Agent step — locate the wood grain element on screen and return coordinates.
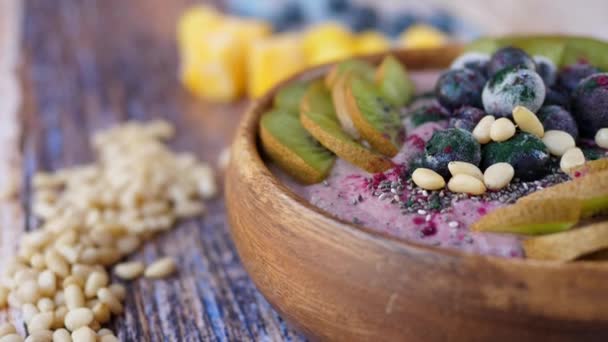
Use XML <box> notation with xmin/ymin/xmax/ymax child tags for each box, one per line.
<box><xmin>2</xmin><ymin>0</ymin><xmax>305</xmax><ymax>340</ymax></box>
<box><xmin>226</xmin><ymin>48</ymin><xmax>608</xmax><ymax>341</ymax></box>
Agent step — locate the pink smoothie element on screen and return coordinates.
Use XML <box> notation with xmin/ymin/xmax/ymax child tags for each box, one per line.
<box><xmin>282</xmin><ymin>72</ymin><xmax>527</xmax><ymax>257</ymax></box>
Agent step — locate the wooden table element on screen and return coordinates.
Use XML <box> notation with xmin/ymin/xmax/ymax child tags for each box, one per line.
<box><xmin>0</xmin><ymin>0</ymin><xmax>305</xmax><ymax>340</ymax></box>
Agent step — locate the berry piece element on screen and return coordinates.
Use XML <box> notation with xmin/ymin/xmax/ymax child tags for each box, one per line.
<box><xmin>435</xmin><ymin>68</ymin><xmax>486</xmax><ymax>110</ymax></box>
<box><xmin>481</xmin><ymin>132</ymin><xmax>550</xmax><ymax>181</ymax></box>
<box><xmin>409</xmin><ymin>105</ymin><xmax>449</xmax><ymax>128</ymax></box>
<box><xmin>448</xmin><ymin>106</ymin><xmax>486</xmax><ymax>132</ymax></box>
<box><xmin>533</xmin><ymin>55</ymin><xmax>557</xmax><ymax>87</ymax></box>
<box><xmin>482</xmin><ymin>67</ymin><xmax>546</xmax><ymax>117</ymax></box>
<box><xmin>450</xmin><ymin>52</ymin><xmax>489</xmax><ymax>76</ymax></box>
<box><xmin>421</xmin><ymin>128</ymin><xmax>482</xmax><ymax>178</ymax></box>
<box><xmin>346</xmin><ymin>5</ymin><xmax>379</xmax><ymax>32</ymax></box>
<box><xmin>487</xmin><ymin>46</ymin><xmax>536</xmax><ymax>78</ymax></box>
<box><xmin>557</xmin><ymin>62</ymin><xmax>600</xmax><ymax>94</ymax></box>
<box><xmin>536</xmin><ymin>105</ymin><xmax>579</xmax><ymax>139</ymax></box>
<box><xmin>543</xmin><ymin>87</ymin><xmax>570</xmax><ymax>109</ymax></box>
<box><xmin>572</xmin><ymin>73</ymin><xmax>608</xmax><ymax>138</ymax></box>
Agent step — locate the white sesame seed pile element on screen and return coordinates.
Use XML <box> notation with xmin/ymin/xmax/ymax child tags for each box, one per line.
<box><xmin>0</xmin><ymin>120</ymin><xmax>217</xmax><ymax>341</ymax></box>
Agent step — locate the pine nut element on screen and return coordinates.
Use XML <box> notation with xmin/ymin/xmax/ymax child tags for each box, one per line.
<box><xmin>542</xmin><ymin>130</ymin><xmax>576</xmax><ymax>156</ymax></box>
<box><xmin>411</xmin><ymin>168</ymin><xmax>445</xmax><ymax>191</ymax></box>
<box><xmin>96</xmin><ymin>288</ymin><xmax>122</xmax><ymax>315</ymax></box>
<box><xmin>92</xmin><ymin>302</ymin><xmax>111</xmax><ymax>324</ymax></box>
<box><xmin>37</xmin><ymin>298</ymin><xmax>55</xmax><ymax>312</ymax></box>
<box><xmin>84</xmin><ymin>271</ymin><xmax>108</xmax><ymax>298</ymax></box>
<box><xmin>71</xmin><ymin>326</ymin><xmax>96</xmax><ymax>342</ymax></box>
<box><xmin>447</xmin><ymin>161</ymin><xmax>483</xmax><ymax>180</ymax></box>
<box><xmin>17</xmin><ymin>280</ymin><xmax>40</xmax><ymax>304</ymax></box>
<box><xmin>144</xmin><ymin>257</ymin><xmax>177</xmax><ymax>279</ymax></box>
<box><xmin>24</xmin><ymin>330</ymin><xmax>52</xmax><ymax>342</ymax></box>
<box><xmin>448</xmin><ymin>174</ymin><xmax>487</xmax><ymax>195</ymax></box>
<box><xmin>52</xmin><ymin>329</ymin><xmax>72</xmax><ymax>342</ymax></box>
<box><xmin>64</xmin><ymin>308</ymin><xmax>94</xmax><ymax>332</ymax></box>
<box><xmin>560</xmin><ymin>147</ymin><xmax>586</xmax><ymax>173</ymax></box>
<box><xmin>22</xmin><ymin>303</ymin><xmax>40</xmax><ymax>324</ymax></box>
<box><xmin>64</xmin><ymin>284</ymin><xmax>85</xmax><ymax>310</ymax></box>
<box><xmin>108</xmin><ymin>284</ymin><xmax>126</xmax><ymax>302</ymax></box>
<box><xmin>483</xmin><ymin>163</ymin><xmax>515</xmax><ymax>190</ymax></box>
<box><xmin>0</xmin><ymin>286</ymin><xmax>8</xmax><ymax>308</ymax></box>
<box><xmin>116</xmin><ymin>236</ymin><xmax>140</xmax><ymax>255</ymax></box>
<box><xmin>62</xmin><ymin>276</ymin><xmax>85</xmax><ymax>289</ymax></box>
<box><xmin>114</xmin><ymin>261</ymin><xmax>144</xmax><ymax>280</ymax></box>
<box><xmin>44</xmin><ymin>250</ymin><xmax>69</xmax><ymax>278</ymax></box>
<box><xmin>0</xmin><ymin>334</ymin><xmax>24</xmax><ymax>342</ymax></box>
<box><xmin>96</xmin><ymin>329</ymin><xmax>112</xmax><ymax>337</ymax></box>
<box><xmin>53</xmin><ymin>306</ymin><xmax>68</xmax><ymax>329</ymax></box>
<box><xmin>27</xmin><ymin>312</ymin><xmax>54</xmax><ymax>332</ymax></box>
<box><xmin>54</xmin><ymin>292</ymin><xmax>65</xmax><ymax>307</ymax></box>
<box><xmin>99</xmin><ymin>335</ymin><xmax>119</xmax><ymax>342</ymax></box>
<box><xmin>596</xmin><ymin>128</ymin><xmax>608</xmax><ymax>148</ymax></box>
<box><xmin>0</xmin><ymin>323</ymin><xmax>16</xmax><ymax>337</ymax></box>
<box><xmin>490</xmin><ymin>118</ymin><xmax>516</xmax><ymax>142</ymax></box>
<box><xmin>37</xmin><ymin>270</ymin><xmax>56</xmax><ymax>297</ymax></box>
<box><xmin>472</xmin><ymin>115</ymin><xmax>495</xmax><ymax>144</ymax></box>
<box><xmin>512</xmin><ymin>106</ymin><xmax>544</xmax><ymax>137</ymax></box>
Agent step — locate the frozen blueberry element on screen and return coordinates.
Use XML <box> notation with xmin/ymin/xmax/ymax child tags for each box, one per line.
<box><xmin>435</xmin><ymin>68</ymin><xmax>486</xmax><ymax>110</ymax></box>
<box><xmin>346</xmin><ymin>5</ymin><xmax>378</xmax><ymax>32</ymax></box>
<box><xmin>386</xmin><ymin>13</ymin><xmax>417</xmax><ymax>37</ymax></box>
<box><xmin>450</xmin><ymin>52</ymin><xmax>490</xmax><ymax>76</ymax></box>
<box><xmin>482</xmin><ymin>67</ymin><xmax>546</xmax><ymax>117</ymax></box>
<box><xmin>328</xmin><ymin>0</ymin><xmax>350</xmax><ymax>13</ymax></box>
<box><xmin>448</xmin><ymin>106</ymin><xmax>486</xmax><ymax>132</ymax></box>
<box><xmin>536</xmin><ymin>105</ymin><xmax>579</xmax><ymax>140</ymax></box>
<box><xmin>409</xmin><ymin>105</ymin><xmax>449</xmax><ymax>128</ymax></box>
<box><xmin>487</xmin><ymin>47</ymin><xmax>536</xmax><ymax>77</ymax></box>
<box><xmin>557</xmin><ymin>62</ymin><xmax>600</xmax><ymax>94</ymax></box>
<box><xmin>533</xmin><ymin>55</ymin><xmax>557</xmax><ymax>87</ymax></box>
<box><xmin>422</xmin><ymin>128</ymin><xmax>482</xmax><ymax>178</ymax></box>
<box><xmin>427</xmin><ymin>10</ymin><xmax>455</xmax><ymax>33</ymax></box>
<box><xmin>482</xmin><ymin>132</ymin><xmax>550</xmax><ymax>181</ymax></box>
<box><xmin>273</xmin><ymin>2</ymin><xmax>304</xmax><ymax>32</ymax></box>
<box><xmin>572</xmin><ymin>73</ymin><xmax>608</xmax><ymax>138</ymax></box>
<box><xmin>543</xmin><ymin>87</ymin><xmax>570</xmax><ymax>109</ymax></box>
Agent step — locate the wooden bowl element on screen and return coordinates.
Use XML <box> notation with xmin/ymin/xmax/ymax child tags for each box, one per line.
<box><xmin>225</xmin><ymin>47</ymin><xmax>608</xmax><ymax>341</ymax></box>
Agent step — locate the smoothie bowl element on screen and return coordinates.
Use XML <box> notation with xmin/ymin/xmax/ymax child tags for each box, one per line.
<box><xmin>226</xmin><ymin>37</ymin><xmax>608</xmax><ymax>341</ymax></box>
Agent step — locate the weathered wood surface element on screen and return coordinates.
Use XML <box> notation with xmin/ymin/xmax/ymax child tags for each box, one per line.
<box><xmin>1</xmin><ymin>0</ymin><xmax>306</xmax><ymax>340</ymax></box>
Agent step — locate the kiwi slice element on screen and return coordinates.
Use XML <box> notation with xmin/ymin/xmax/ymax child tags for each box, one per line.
<box><xmin>518</xmin><ymin>169</ymin><xmax>608</xmax><ymax>217</ymax></box>
<box><xmin>471</xmin><ymin>199</ymin><xmax>582</xmax><ymax>235</ymax></box>
<box><xmin>375</xmin><ymin>55</ymin><xmax>415</xmax><ymax>107</ymax></box>
<box><xmin>331</xmin><ymin>72</ymin><xmax>361</xmax><ymax>138</ymax></box>
<box><xmin>344</xmin><ymin>74</ymin><xmax>403</xmax><ymax>157</ymax></box>
<box><xmin>523</xmin><ymin>221</ymin><xmax>608</xmax><ymax>261</ymax></box>
<box><xmin>300</xmin><ymin>81</ymin><xmax>393</xmax><ymax>173</ymax></box>
<box><xmin>325</xmin><ymin>59</ymin><xmax>375</xmax><ymax>89</ymax></box>
<box><xmin>465</xmin><ymin>35</ymin><xmax>608</xmax><ymax>70</ymax></box>
<box><xmin>274</xmin><ymin>81</ymin><xmax>310</xmax><ymax>114</ymax></box>
<box><xmin>260</xmin><ymin>109</ymin><xmax>335</xmax><ymax>184</ymax></box>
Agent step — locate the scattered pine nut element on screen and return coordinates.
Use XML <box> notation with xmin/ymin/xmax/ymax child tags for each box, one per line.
<box><xmin>411</xmin><ymin>168</ymin><xmax>445</xmax><ymax>191</ymax></box>
<box><xmin>447</xmin><ymin>161</ymin><xmax>483</xmax><ymax>180</ymax></box>
<box><xmin>64</xmin><ymin>308</ymin><xmax>94</xmax><ymax>332</ymax></box>
<box><xmin>560</xmin><ymin>148</ymin><xmax>586</xmax><ymax>173</ymax></box>
<box><xmin>472</xmin><ymin>115</ymin><xmax>495</xmax><ymax>144</ymax></box>
<box><xmin>542</xmin><ymin>130</ymin><xmax>576</xmax><ymax>156</ymax></box>
<box><xmin>596</xmin><ymin>128</ymin><xmax>608</xmax><ymax>149</ymax></box>
<box><xmin>448</xmin><ymin>174</ymin><xmax>487</xmax><ymax>195</ymax></box>
<box><xmin>113</xmin><ymin>262</ymin><xmax>144</xmax><ymax>281</ymax></box>
<box><xmin>512</xmin><ymin>106</ymin><xmax>544</xmax><ymax>137</ymax></box>
<box><xmin>144</xmin><ymin>257</ymin><xmax>177</xmax><ymax>279</ymax></box>
<box><xmin>51</xmin><ymin>329</ymin><xmax>71</xmax><ymax>342</ymax></box>
<box><xmin>489</xmin><ymin>118</ymin><xmax>516</xmax><ymax>142</ymax></box>
<box><xmin>71</xmin><ymin>326</ymin><xmax>96</xmax><ymax>342</ymax></box>
<box><xmin>484</xmin><ymin>163</ymin><xmax>515</xmax><ymax>190</ymax></box>
<box><xmin>27</xmin><ymin>312</ymin><xmax>54</xmax><ymax>333</ymax></box>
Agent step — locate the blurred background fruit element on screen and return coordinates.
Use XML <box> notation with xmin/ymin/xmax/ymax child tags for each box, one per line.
<box><xmin>178</xmin><ymin>1</ymin><xmax>476</xmax><ymax>102</ymax></box>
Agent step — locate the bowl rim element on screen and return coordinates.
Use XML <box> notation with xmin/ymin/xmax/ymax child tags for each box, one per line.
<box><xmin>235</xmin><ymin>46</ymin><xmax>608</xmax><ymax>271</ymax></box>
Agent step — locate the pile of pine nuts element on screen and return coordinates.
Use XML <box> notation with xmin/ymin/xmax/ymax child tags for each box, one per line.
<box><xmin>0</xmin><ymin>120</ymin><xmax>217</xmax><ymax>341</ymax></box>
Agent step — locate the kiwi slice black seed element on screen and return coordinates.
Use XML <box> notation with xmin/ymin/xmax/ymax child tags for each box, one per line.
<box><xmin>300</xmin><ymin>81</ymin><xmax>393</xmax><ymax>173</ymax></box>
<box><xmin>260</xmin><ymin>109</ymin><xmax>335</xmax><ymax>184</ymax></box>
<box><xmin>345</xmin><ymin>74</ymin><xmax>403</xmax><ymax>157</ymax></box>
<box><xmin>375</xmin><ymin>55</ymin><xmax>415</xmax><ymax>107</ymax></box>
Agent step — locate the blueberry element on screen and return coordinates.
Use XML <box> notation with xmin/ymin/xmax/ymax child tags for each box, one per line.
<box><xmin>448</xmin><ymin>106</ymin><xmax>486</xmax><ymax>132</ymax></box>
<box><xmin>273</xmin><ymin>2</ymin><xmax>304</xmax><ymax>32</ymax></box>
<box><xmin>572</xmin><ymin>73</ymin><xmax>608</xmax><ymax>138</ymax></box>
<box><xmin>422</xmin><ymin>128</ymin><xmax>481</xmax><ymax>178</ymax></box>
<box><xmin>533</xmin><ymin>55</ymin><xmax>557</xmax><ymax>87</ymax></box>
<box><xmin>435</xmin><ymin>68</ymin><xmax>486</xmax><ymax>110</ymax></box>
<box><xmin>543</xmin><ymin>87</ymin><xmax>570</xmax><ymax>109</ymax></box>
<box><xmin>556</xmin><ymin>62</ymin><xmax>600</xmax><ymax>94</ymax></box>
<box><xmin>487</xmin><ymin>47</ymin><xmax>536</xmax><ymax>78</ymax></box>
<box><xmin>536</xmin><ymin>105</ymin><xmax>579</xmax><ymax>140</ymax></box>
<box><xmin>482</xmin><ymin>132</ymin><xmax>550</xmax><ymax>181</ymax></box>
<box><xmin>482</xmin><ymin>67</ymin><xmax>546</xmax><ymax>117</ymax></box>
<box><xmin>328</xmin><ymin>0</ymin><xmax>350</xmax><ymax>13</ymax></box>
<box><xmin>409</xmin><ymin>105</ymin><xmax>449</xmax><ymax>128</ymax></box>
<box><xmin>346</xmin><ymin>5</ymin><xmax>379</xmax><ymax>32</ymax></box>
<box><xmin>427</xmin><ymin>10</ymin><xmax>455</xmax><ymax>33</ymax></box>
<box><xmin>386</xmin><ymin>13</ymin><xmax>417</xmax><ymax>37</ymax></box>
<box><xmin>450</xmin><ymin>52</ymin><xmax>489</xmax><ymax>76</ymax></box>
